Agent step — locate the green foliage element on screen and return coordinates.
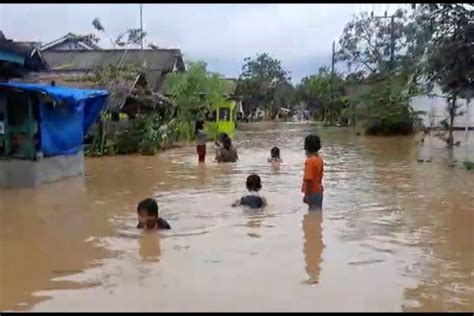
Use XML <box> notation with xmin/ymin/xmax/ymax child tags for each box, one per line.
<box><xmin>92</xmin><ymin>18</ymin><xmax>104</xmax><ymax>32</ymax></box>
<box><xmin>414</xmin><ymin>4</ymin><xmax>473</xmax><ymax>98</ymax></box>
<box><xmin>116</xmin><ymin>28</ymin><xmax>147</xmax><ymax>48</ymax></box>
<box><xmin>91</xmin><ymin>17</ymin><xmax>148</xmax><ymax>49</ymax></box>
<box><xmin>90</xmin><ymin>113</ymin><xmax>185</xmax><ymax>157</ymax></box>
<box><xmin>236</xmin><ymin>53</ymin><xmax>292</xmax><ymax>118</ymax></box>
<box><xmin>296</xmin><ymin>69</ymin><xmax>346</xmax><ymax>125</ymax></box>
<box><xmin>165</xmin><ymin>61</ymin><xmax>231</xmax><ymax>121</ymax></box>
<box><xmin>464</xmin><ymin>161</ymin><xmax>474</xmax><ymax>171</ymax></box>
<box><xmin>411</xmin><ymin>4</ymin><xmax>473</xmax><ymax>146</ymax></box>
<box><xmin>355</xmin><ymin>77</ymin><xmax>424</xmax><ymax>135</ymax></box>
<box><xmin>205</xmin><ymin>122</ymin><xmax>220</xmax><ymax>141</ymax></box>
<box><xmin>337</xmin><ymin>9</ymin><xmax>413</xmax><ymax>76</ymax></box>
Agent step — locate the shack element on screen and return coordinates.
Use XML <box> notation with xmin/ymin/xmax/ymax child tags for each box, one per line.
<box><xmin>0</xmin><ymin>31</ymin><xmax>47</xmax><ymax>81</ymax></box>
<box><xmin>16</xmin><ymin>71</ymin><xmax>173</xmax><ymax>120</ymax></box>
<box><xmin>0</xmin><ymin>82</ymin><xmax>108</xmax><ymax>187</ymax></box>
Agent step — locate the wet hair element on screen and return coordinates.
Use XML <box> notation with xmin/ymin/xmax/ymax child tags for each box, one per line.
<box><xmin>137</xmin><ymin>198</ymin><xmax>159</xmax><ymax>217</ymax></box>
<box><xmin>270</xmin><ymin>146</ymin><xmax>280</xmax><ymax>159</ymax></box>
<box><xmin>219</xmin><ymin>132</ymin><xmax>229</xmax><ymax>144</ymax></box>
<box><xmin>195</xmin><ymin>119</ymin><xmax>205</xmax><ymax>133</ymax></box>
<box><xmin>223</xmin><ymin>137</ymin><xmax>232</xmax><ymax>150</ymax></box>
<box><xmin>304</xmin><ymin>134</ymin><xmax>321</xmax><ymax>155</ymax></box>
<box><xmin>246</xmin><ymin>174</ymin><xmax>262</xmax><ymax>192</ymax></box>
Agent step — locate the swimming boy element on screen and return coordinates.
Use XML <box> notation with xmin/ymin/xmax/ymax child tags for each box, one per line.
<box><xmin>267</xmin><ymin>146</ymin><xmax>282</xmax><ymax>168</ymax></box>
<box><xmin>136</xmin><ymin>198</ymin><xmax>171</xmax><ymax>230</ymax></box>
<box><xmin>232</xmin><ymin>174</ymin><xmax>267</xmax><ymax>209</ymax></box>
<box><xmin>302</xmin><ymin>135</ymin><xmax>324</xmax><ymax>211</ymax></box>
<box><xmin>216</xmin><ymin>137</ymin><xmax>238</xmax><ymax>163</ymax></box>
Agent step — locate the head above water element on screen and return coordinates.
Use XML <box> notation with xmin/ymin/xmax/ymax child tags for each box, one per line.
<box><xmin>137</xmin><ymin>198</ymin><xmax>159</xmax><ymax>229</ymax></box>
<box><xmin>271</xmin><ymin>146</ymin><xmax>280</xmax><ymax>159</ymax></box>
<box><xmin>246</xmin><ymin>174</ymin><xmax>262</xmax><ymax>192</ymax></box>
<box><xmin>219</xmin><ymin>132</ymin><xmax>229</xmax><ymax>144</ymax></box>
<box><xmin>304</xmin><ymin>134</ymin><xmax>321</xmax><ymax>155</ymax></box>
<box><xmin>195</xmin><ymin>119</ymin><xmax>205</xmax><ymax>132</ymax></box>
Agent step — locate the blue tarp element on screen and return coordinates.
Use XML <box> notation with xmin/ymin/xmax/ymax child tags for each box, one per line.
<box><xmin>0</xmin><ymin>82</ymin><xmax>109</xmax><ymax>156</ymax></box>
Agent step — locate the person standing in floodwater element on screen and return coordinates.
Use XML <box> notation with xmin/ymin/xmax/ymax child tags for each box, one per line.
<box><xmin>195</xmin><ymin>119</ymin><xmax>207</xmax><ymax>163</ymax></box>
<box><xmin>302</xmin><ymin>134</ymin><xmax>324</xmax><ymax>210</ymax></box>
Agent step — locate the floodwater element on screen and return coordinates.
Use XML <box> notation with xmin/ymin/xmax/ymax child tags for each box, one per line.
<box><xmin>0</xmin><ymin>122</ymin><xmax>473</xmax><ymax>312</ymax></box>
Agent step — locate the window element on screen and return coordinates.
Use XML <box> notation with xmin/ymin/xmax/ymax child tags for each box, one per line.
<box><xmin>219</xmin><ymin>108</ymin><xmax>230</xmax><ymax>121</ymax></box>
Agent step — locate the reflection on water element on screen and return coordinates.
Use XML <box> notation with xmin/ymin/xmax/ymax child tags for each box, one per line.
<box><xmin>0</xmin><ymin>122</ymin><xmax>473</xmax><ymax>312</ymax></box>
<box><xmin>139</xmin><ymin>233</ymin><xmax>162</xmax><ymax>263</ymax></box>
<box><xmin>0</xmin><ymin>178</ymin><xmax>114</xmax><ymax>311</ymax></box>
<box><xmin>302</xmin><ymin>212</ymin><xmax>324</xmax><ymax>285</ymax></box>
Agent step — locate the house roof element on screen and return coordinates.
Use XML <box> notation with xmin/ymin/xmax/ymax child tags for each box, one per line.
<box><xmin>16</xmin><ymin>71</ymin><xmax>136</xmax><ymax>112</ymax></box>
<box><xmin>0</xmin><ymin>36</ymin><xmax>39</xmax><ymax>58</ymax></box>
<box><xmin>0</xmin><ymin>33</ymin><xmax>46</xmax><ymax>74</ymax></box>
<box><xmin>42</xmin><ymin>49</ymin><xmax>185</xmax><ymax>73</ymax></box>
<box><xmin>16</xmin><ymin>71</ymin><xmax>170</xmax><ymax>114</ymax></box>
<box><xmin>0</xmin><ymin>82</ymin><xmax>108</xmax><ymax>102</ymax></box>
<box><xmin>40</xmin><ymin>33</ymin><xmax>100</xmax><ymax>51</ymax></box>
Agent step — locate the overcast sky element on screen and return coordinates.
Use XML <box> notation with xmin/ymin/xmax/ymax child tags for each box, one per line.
<box><xmin>0</xmin><ymin>3</ymin><xmax>405</xmax><ymax>82</ymax></box>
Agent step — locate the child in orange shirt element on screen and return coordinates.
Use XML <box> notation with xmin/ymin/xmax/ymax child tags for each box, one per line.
<box><xmin>302</xmin><ymin>134</ymin><xmax>324</xmax><ymax>210</ymax></box>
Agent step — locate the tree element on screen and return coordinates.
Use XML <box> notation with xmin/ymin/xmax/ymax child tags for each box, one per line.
<box><xmin>91</xmin><ymin>17</ymin><xmax>147</xmax><ymax>48</ymax></box>
<box><xmin>297</xmin><ymin>69</ymin><xmax>346</xmax><ymax>125</ymax></box>
<box><xmin>337</xmin><ymin>9</ymin><xmax>413</xmax><ymax>77</ymax></box>
<box><xmin>355</xmin><ymin>76</ymin><xmax>424</xmax><ymax>135</ymax></box>
<box><xmin>414</xmin><ymin>4</ymin><xmax>474</xmax><ymax>146</ymax></box>
<box><xmin>165</xmin><ymin>62</ymin><xmax>231</xmax><ymax>118</ymax></box>
<box><xmin>164</xmin><ymin>62</ymin><xmax>232</xmax><ymax>140</ymax></box>
<box><xmin>236</xmin><ymin>53</ymin><xmax>292</xmax><ymax>119</ymax></box>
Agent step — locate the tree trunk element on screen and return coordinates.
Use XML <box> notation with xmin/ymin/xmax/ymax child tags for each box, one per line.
<box><xmin>447</xmin><ymin>95</ymin><xmax>457</xmax><ymax>147</ymax></box>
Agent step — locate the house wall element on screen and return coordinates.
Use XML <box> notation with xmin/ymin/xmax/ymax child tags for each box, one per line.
<box><xmin>410</xmin><ymin>86</ymin><xmax>472</xmax><ymax>129</ymax></box>
<box><xmin>0</xmin><ymin>150</ymin><xmax>84</xmax><ymax>188</ymax></box>
<box><xmin>346</xmin><ymin>83</ymin><xmax>473</xmax><ymax>129</ymax></box>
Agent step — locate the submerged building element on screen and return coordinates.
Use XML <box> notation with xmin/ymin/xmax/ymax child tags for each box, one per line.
<box><xmin>0</xmin><ymin>82</ymin><xmax>108</xmax><ymax>187</ymax></box>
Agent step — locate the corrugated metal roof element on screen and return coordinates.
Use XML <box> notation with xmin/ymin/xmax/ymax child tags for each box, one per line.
<box><xmin>43</xmin><ymin>49</ymin><xmax>184</xmax><ymax>72</ymax></box>
<box><xmin>16</xmin><ymin>71</ymin><xmax>171</xmax><ymax>114</ymax></box>
<box><xmin>40</xmin><ymin>33</ymin><xmax>100</xmax><ymax>51</ymax></box>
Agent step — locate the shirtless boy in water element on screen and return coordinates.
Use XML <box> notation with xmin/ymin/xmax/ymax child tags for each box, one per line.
<box><xmin>136</xmin><ymin>198</ymin><xmax>171</xmax><ymax>230</ymax></box>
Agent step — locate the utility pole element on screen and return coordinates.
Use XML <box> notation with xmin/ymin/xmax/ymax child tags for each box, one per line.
<box><xmin>329</xmin><ymin>40</ymin><xmax>336</xmax><ymax>126</ymax></box>
<box><xmin>371</xmin><ymin>10</ymin><xmax>396</xmax><ymax>73</ymax></box>
<box><xmin>140</xmin><ymin>4</ymin><xmax>144</xmax><ymax>50</ymax></box>
<box><xmin>390</xmin><ymin>14</ymin><xmax>395</xmax><ymax>69</ymax></box>
<box><xmin>331</xmin><ymin>40</ymin><xmax>336</xmax><ymax>75</ymax></box>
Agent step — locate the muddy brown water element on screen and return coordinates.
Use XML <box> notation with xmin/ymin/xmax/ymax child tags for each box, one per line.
<box><xmin>0</xmin><ymin>122</ymin><xmax>473</xmax><ymax>312</ymax></box>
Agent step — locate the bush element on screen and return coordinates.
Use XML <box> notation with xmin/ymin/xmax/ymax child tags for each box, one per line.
<box><xmin>356</xmin><ymin>78</ymin><xmax>424</xmax><ymax>136</ymax></box>
<box><xmin>464</xmin><ymin>161</ymin><xmax>474</xmax><ymax>171</ymax></box>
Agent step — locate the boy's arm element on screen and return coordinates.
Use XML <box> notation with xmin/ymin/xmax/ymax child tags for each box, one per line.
<box><xmin>304</xmin><ymin>180</ymin><xmax>313</xmax><ymax>195</ymax></box>
<box><xmin>232</xmin><ymin>198</ymin><xmax>241</xmax><ymax>207</ymax></box>
<box><xmin>303</xmin><ymin>160</ymin><xmax>315</xmax><ymax>195</ymax></box>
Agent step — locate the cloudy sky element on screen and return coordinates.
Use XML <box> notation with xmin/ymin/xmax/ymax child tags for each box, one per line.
<box><xmin>0</xmin><ymin>3</ymin><xmax>405</xmax><ymax>82</ymax></box>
